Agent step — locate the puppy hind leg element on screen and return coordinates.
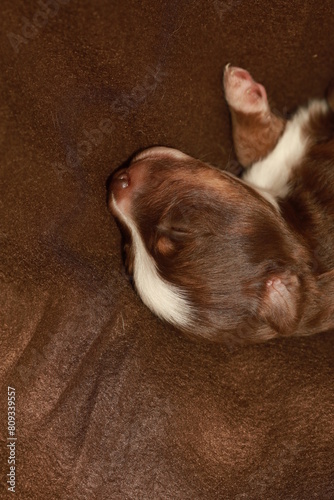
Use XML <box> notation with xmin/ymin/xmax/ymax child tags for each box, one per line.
<box><xmin>223</xmin><ymin>65</ymin><xmax>285</xmax><ymax>167</ymax></box>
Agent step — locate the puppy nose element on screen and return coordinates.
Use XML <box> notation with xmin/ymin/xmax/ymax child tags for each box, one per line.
<box><xmin>109</xmin><ymin>161</ymin><xmax>148</xmax><ymax>215</ymax></box>
<box><xmin>111</xmin><ymin>168</ymin><xmax>130</xmax><ymax>190</ymax></box>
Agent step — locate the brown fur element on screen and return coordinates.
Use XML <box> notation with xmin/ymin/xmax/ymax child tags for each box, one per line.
<box><xmin>230</xmin><ymin>108</ymin><xmax>286</xmax><ymax>167</ymax></box>
<box><xmin>109</xmin><ymin>89</ymin><xmax>334</xmax><ymax>345</ymax></box>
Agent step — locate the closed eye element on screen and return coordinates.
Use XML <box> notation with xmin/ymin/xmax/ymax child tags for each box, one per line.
<box><xmin>157</xmin><ymin>224</ymin><xmax>190</xmax><ymax>241</ymax></box>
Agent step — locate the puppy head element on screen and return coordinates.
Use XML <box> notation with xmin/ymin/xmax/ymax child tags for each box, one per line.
<box><xmin>108</xmin><ymin>147</ymin><xmax>308</xmax><ymax>344</ymax></box>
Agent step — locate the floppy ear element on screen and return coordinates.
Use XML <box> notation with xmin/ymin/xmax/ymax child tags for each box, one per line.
<box><xmin>258</xmin><ymin>271</ymin><xmax>302</xmax><ymax>336</ymax></box>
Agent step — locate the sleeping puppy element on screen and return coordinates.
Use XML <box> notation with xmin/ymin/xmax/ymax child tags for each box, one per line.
<box><xmin>108</xmin><ymin>66</ymin><xmax>334</xmax><ymax>345</ymax></box>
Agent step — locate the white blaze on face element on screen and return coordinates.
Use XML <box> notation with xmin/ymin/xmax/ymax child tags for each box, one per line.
<box><xmin>133</xmin><ymin>146</ymin><xmax>190</xmax><ymax>163</ymax></box>
<box><xmin>111</xmin><ymin>194</ymin><xmax>193</xmax><ymax>329</ymax></box>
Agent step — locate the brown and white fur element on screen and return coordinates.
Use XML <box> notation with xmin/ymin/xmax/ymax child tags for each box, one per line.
<box><xmin>108</xmin><ymin>66</ymin><xmax>334</xmax><ymax>345</ymax></box>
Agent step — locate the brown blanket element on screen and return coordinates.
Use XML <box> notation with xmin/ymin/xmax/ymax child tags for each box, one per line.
<box><xmin>1</xmin><ymin>0</ymin><xmax>334</xmax><ymax>498</ymax></box>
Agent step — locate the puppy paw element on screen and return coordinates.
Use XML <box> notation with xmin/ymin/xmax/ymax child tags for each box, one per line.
<box><xmin>224</xmin><ymin>64</ymin><xmax>269</xmax><ymax>115</ymax></box>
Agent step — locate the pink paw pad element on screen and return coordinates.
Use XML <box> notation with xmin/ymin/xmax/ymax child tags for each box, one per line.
<box><xmin>224</xmin><ymin>64</ymin><xmax>269</xmax><ymax>115</ymax></box>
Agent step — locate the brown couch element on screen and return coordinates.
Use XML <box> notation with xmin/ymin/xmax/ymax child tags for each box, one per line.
<box><xmin>2</xmin><ymin>0</ymin><xmax>334</xmax><ymax>498</ymax></box>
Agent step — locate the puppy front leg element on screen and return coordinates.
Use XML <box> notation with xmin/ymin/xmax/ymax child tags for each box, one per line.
<box><xmin>223</xmin><ymin>65</ymin><xmax>285</xmax><ymax>167</ymax></box>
